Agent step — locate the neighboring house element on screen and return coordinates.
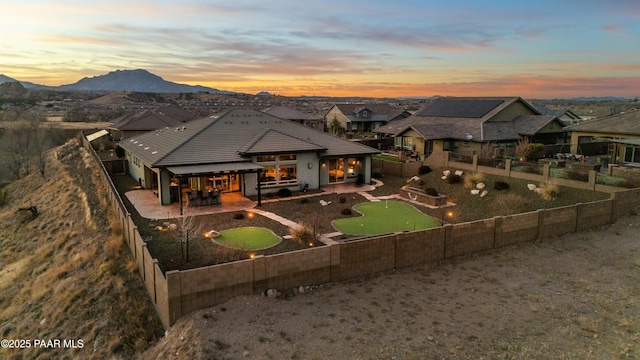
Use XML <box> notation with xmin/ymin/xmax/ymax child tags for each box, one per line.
<box><xmin>119</xmin><ymin>109</ymin><xmax>378</xmax><ymax>209</ymax></box>
<box><xmin>324</xmin><ymin>103</ymin><xmax>411</xmax><ymax>134</ymax></box>
<box><xmin>564</xmin><ymin>109</ymin><xmax>640</xmax><ymax>166</ymax></box>
<box><xmin>532</xmin><ymin>103</ymin><xmax>582</xmax><ymax>124</ymax></box>
<box><xmin>375</xmin><ymin>97</ymin><xmax>567</xmax><ymax>160</ymax></box>
<box><xmin>109</xmin><ymin>106</ymin><xmax>197</xmax><ymax>139</ymax></box>
<box><xmin>263</xmin><ymin>105</ymin><xmax>324</xmax><ymax>131</ymax></box>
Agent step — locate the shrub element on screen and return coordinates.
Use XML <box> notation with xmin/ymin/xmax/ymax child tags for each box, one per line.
<box><xmin>372</xmin><ymin>171</ymin><xmax>383</xmax><ymax>179</ymax></box>
<box><xmin>0</xmin><ymin>187</ymin><xmax>7</xmax><ymax>206</ymax></box>
<box><xmin>464</xmin><ymin>172</ymin><xmax>485</xmax><ymax>188</ymax></box>
<box><xmin>493</xmin><ymin>181</ymin><xmax>510</xmax><ymax>190</ymax></box>
<box><xmin>424</xmin><ymin>187</ymin><xmax>439</xmax><ymax>196</ymax></box>
<box><xmin>341</xmin><ymin>208</ymin><xmax>353</xmax><ymax>215</ymax></box>
<box><xmin>277</xmin><ymin>188</ymin><xmax>292</xmax><ymax>197</ymax></box>
<box><xmin>289</xmin><ymin>224</ymin><xmax>314</xmax><ymax>245</ymax></box>
<box><xmin>538</xmin><ymin>183</ymin><xmax>559</xmax><ymax>201</ymax></box>
<box><xmin>446</xmin><ymin>174</ymin><xmax>462</xmax><ymax>184</ymax></box>
<box><xmin>418</xmin><ymin>165</ymin><xmax>432</xmax><ymax>175</ymax></box>
<box><xmin>339</xmin><ymin>196</ymin><xmax>346</xmax><ymax>204</ymax></box>
<box><xmin>232</xmin><ymin>212</ymin><xmax>245</xmax><ymax>220</ymax></box>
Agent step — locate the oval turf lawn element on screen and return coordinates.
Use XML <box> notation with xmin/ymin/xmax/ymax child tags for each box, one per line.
<box><xmin>333</xmin><ymin>200</ymin><xmax>441</xmax><ymax>235</ymax></box>
<box><xmin>214</xmin><ymin>227</ymin><xmax>281</xmax><ymax>250</ymax></box>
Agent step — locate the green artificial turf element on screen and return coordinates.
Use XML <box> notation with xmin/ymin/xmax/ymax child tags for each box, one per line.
<box><xmin>214</xmin><ymin>227</ymin><xmax>282</xmax><ymax>250</ymax></box>
<box><xmin>333</xmin><ymin>200</ymin><xmax>441</xmax><ymax>235</ymax></box>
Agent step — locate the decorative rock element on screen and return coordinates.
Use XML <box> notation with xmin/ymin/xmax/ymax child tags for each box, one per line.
<box><xmin>168</xmin><ymin>223</ymin><xmax>178</xmax><ymax>231</ymax></box>
<box><xmin>476</xmin><ymin>182</ymin><xmax>485</xmax><ymax>189</ymax></box>
<box><xmin>454</xmin><ymin>170</ymin><xmax>463</xmax><ymax>176</ymax></box>
<box><xmin>298</xmin><ymin>286</ymin><xmax>305</xmax><ymax>294</ymax></box>
<box><xmin>471</xmin><ymin>189</ymin><xmax>480</xmax><ymax>195</ymax></box>
<box><xmin>408</xmin><ymin>175</ymin><xmax>420</xmax><ymax>182</ymax></box>
<box><xmin>441</xmin><ymin>176</ymin><xmax>448</xmax><ymax>180</ymax></box>
<box><xmin>527</xmin><ymin>184</ymin><xmax>537</xmax><ymax>191</ymax></box>
<box><xmin>443</xmin><ymin>170</ymin><xmax>451</xmax><ymax>176</ymax></box>
<box><xmin>266</xmin><ymin>289</ymin><xmax>279</xmax><ymax>298</ymax></box>
<box><xmin>480</xmin><ymin>190</ymin><xmax>488</xmax><ymax>197</ymax></box>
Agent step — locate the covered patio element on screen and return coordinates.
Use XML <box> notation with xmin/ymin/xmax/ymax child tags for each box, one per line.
<box><xmin>125</xmin><ymin>189</ymin><xmax>257</xmax><ymax>220</ymax></box>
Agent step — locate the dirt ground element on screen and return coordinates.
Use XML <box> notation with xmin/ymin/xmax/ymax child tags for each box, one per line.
<box><xmin>141</xmin><ymin>208</ymin><xmax>640</xmax><ymax>360</ymax></box>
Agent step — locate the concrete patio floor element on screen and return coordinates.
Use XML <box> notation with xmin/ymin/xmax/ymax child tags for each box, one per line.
<box><xmin>125</xmin><ymin>190</ymin><xmax>257</xmax><ymax>219</ymax></box>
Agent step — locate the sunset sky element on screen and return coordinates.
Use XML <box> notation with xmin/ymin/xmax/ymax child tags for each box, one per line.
<box><xmin>1</xmin><ymin>0</ymin><xmax>639</xmax><ymax>98</ymax></box>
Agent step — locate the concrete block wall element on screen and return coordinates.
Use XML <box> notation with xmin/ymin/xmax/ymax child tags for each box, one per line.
<box><xmin>576</xmin><ymin>200</ymin><xmax>614</xmax><ymax>231</ymax></box>
<box><xmin>395</xmin><ymin>228</ymin><xmax>445</xmax><ymax>268</ymax></box>
<box><xmin>338</xmin><ymin>235</ymin><xmax>396</xmax><ymax>280</ymax></box>
<box><xmin>264</xmin><ymin>247</ymin><xmax>331</xmax><ymax>291</ymax></box>
<box><xmin>494</xmin><ymin>211</ymin><xmax>540</xmax><ymax>247</ymax></box>
<box><xmin>537</xmin><ymin>205</ymin><xmax>578</xmax><ymax>240</ymax></box>
<box><xmin>445</xmin><ymin>219</ymin><xmax>496</xmax><ymax>258</ymax></box>
<box><xmin>612</xmin><ymin>188</ymin><xmax>640</xmax><ymax>222</ymax></box>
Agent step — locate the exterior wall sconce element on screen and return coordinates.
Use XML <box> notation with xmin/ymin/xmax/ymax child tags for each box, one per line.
<box><xmin>307</xmin><ymin>162</ymin><xmax>313</xmax><ymax>169</ymax></box>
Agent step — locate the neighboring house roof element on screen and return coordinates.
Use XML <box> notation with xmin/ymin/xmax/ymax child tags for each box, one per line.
<box><xmin>376</xmin><ymin>97</ymin><xmax>541</xmax><ymax>141</ymax></box>
<box><xmin>262</xmin><ymin>106</ymin><xmax>309</xmax><ymax>121</ymax></box>
<box><xmin>109</xmin><ymin>106</ymin><xmax>196</xmax><ymax>131</ymax></box>
<box><xmin>120</xmin><ymin>109</ymin><xmax>378</xmax><ymax>168</ymax></box>
<box><xmin>328</xmin><ymin>103</ymin><xmax>410</xmax><ymax>122</ymax></box>
<box><xmin>564</xmin><ymin>109</ymin><xmax>640</xmax><ymax>136</ymax></box>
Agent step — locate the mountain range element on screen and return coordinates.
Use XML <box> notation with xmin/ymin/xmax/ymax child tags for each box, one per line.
<box><xmin>0</xmin><ymin>70</ymin><xmax>233</xmax><ymax>94</ymax></box>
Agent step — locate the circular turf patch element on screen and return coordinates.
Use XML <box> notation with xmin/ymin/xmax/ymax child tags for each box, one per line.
<box><xmin>213</xmin><ymin>227</ymin><xmax>281</xmax><ymax>250</ymax></box>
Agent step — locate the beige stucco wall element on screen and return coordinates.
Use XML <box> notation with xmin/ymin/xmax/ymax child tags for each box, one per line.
<box><xmin>489</xmin><ymin>101</ymin><xmax>537</xmax><ymax>122</ymax></box>
<box><xmin>324</xmin><ymin>106</ymin><xmax>350</xmax><ymax>133</ymax></box>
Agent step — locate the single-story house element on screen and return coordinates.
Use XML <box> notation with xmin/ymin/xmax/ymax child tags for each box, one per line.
<box><xmin>532</xmin><ymin>103</ymin><xmax>582</xmax><ymax>124</ymax></box>
<box><xmin>564</xmin><ymin>109</ymin><xmax>640</xmax><ymax>166</ymax></box>
<box><xmin>109</xmin><ymin>106</ymin><xmax>197</xmax><ymax>140</ymax></box>
<box><xmin>375</xmin><ymin>97</ymin><xmax>568</xmax><ymax>159</ymax></box>
<box><xmin>324</xmin><ymin>103</ymin><xmax>411</xmax><ymax>134</ymax></box>
<box><xmin>119</xmin><ymin>109</ymin><xmax>379</xmax><ymax>210</ymax></box>
<box><xmin>263</xmin><ymin>105</ymin><xmax>324</xmax><ymax>132</ymax></box>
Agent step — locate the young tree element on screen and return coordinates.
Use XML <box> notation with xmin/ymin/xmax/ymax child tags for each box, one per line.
<box><xmin>329</xmin><ymin>116</ymin><xmax>345</xmax><ymax>137</ymax></box>
<box><xmin>177</xmin><ymin>214</ymin><xmax>205</xmax><ymax>262</ymax></box>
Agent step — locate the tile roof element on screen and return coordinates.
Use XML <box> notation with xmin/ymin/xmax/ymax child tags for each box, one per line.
<box><xmin>564</xmin><ymin>109</ymin><xmax>640</xmax><ymax>136</ymax></box>
<box><xmin>120</xmin><ymin>109</ymin><xmax>378</xmax><ymax>168</ymax></box>
<box><xmin>109</xmin><ymin>106</ymin><xmax>196</xmax><ymax>131</ymax></box>
<box><xmin>262</xmin><ymin>106</ymin><xmax>309</xmax><ymax>120</ymax></box>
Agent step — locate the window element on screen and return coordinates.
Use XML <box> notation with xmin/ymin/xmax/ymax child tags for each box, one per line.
<box><xmin>625</xmin><ymin>147</ymin><xmax>640</xmax><ymax>163</ymax></box>
<box><xmin>259</xmin><ymin>155</ymin><xmax>298</xmax><ymax>186</ymax></box>
<box><xmin>257</xmin><ymin>155</ymin><xmax>276</xmax><ymax>162</ymax></box>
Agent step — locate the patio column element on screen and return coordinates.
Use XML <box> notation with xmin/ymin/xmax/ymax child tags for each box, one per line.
<box><xmin>158</xmin><ymin>168</ymin><xmax>171</xmax><ymax>206</ymax></box>
<box><xmin>256</xmin><ymin>170</ymin><xmax>262</xmax><ymax>206</ymax></box>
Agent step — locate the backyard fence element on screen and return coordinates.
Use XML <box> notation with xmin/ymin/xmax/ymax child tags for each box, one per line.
<box><xmin>83</xmin><ymin>136</ymin><xmax>640</xmax><ymax>329</ymax></box>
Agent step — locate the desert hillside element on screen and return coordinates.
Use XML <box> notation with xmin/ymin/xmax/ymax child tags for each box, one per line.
<box><xmin>0</xmin><ymin>139</ymin><xmax>163</xmax><ymax>360</ymax></box>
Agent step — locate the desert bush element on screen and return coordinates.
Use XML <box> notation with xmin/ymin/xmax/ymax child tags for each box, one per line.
<box><xmin>0</xmin><ymin>187</ymin><xmax>7</xmax><ymax>206</ymax></box>
<box><xmin>341</xmin><ymin>208</ymin><xmax>352</xmax><ymax>215</ymax></box>
<box><xmin>424</xmin><ymin>187</ymin><xmax>439</xmax><ymax>196</ymax></box>
<box><xmin>418</xmin><ymin>165</ymin><xmax>432</xmax><ymax>175</ymax></box>
<box><xmin>277</xmin><ymin>188</ymin><xmax>292</xmax><ymax>197</ymax></box>
<box><xmin>446</xmin><ymin>174</ymin><xmax>462</xmax><ymax>184</ymax></box>
<box><xmin>232</xmin><ymin>212</ymin><xmax>245</xmax><ymax>220</ymax></box>
<box><xmin>339</xmin><ymin>196</ymin><xmax>346</xmax><ymax>203</ymax></box>
<box><xmin>289</xmin><ymin>224</ymin><xmax>314</xmax><ymax>245</ymax></box>
<box><xmin>464</xmin><ymin>172</ymin><xmax>485</xmax><ymax>188</ymax></box>
<box><xmin>493</xmin><ymin>181</ymin><xmax>510</xmax><ymax>190</ymax></box>
<box><xmin>538</xmin><ymin>183</ymin><xmax>559</xmax><ymax>201</ymax></box>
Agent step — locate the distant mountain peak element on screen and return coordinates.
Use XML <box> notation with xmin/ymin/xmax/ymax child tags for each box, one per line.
<box><xmin>57</xmin><ymin>69</ymin><xmax>233</xmax><ymax>94</ymax></box>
